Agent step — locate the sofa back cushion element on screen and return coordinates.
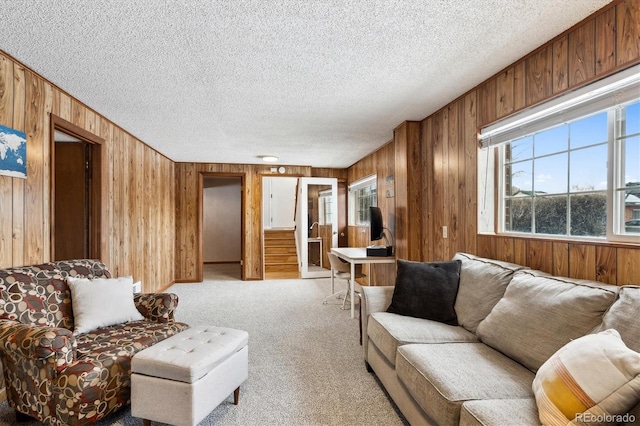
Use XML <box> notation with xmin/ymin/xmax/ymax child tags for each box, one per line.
<box><xmin>596</xmin><ymin>285</ymin><xmax>640</xmax><ymax>353</ymax></box>
<box><xmin>476</xmin><ymin>270</ymin><xmax>619</xmax><ymax>372</ymax></box>
<box><xmin>0</xmin><ymin>259</ymin><xmax>111</xmax><ymax>330</ymax></box>
<box><xmin>453</xmin><ymin>253</ymin><xmax>525</xmax><ymax>333</ymax></box>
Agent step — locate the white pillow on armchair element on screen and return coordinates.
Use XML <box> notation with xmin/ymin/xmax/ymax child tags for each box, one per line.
<box><xmin>67</xmin><ymin>275</ymin><xmax>144</xmax><ymax>334</ymax></box>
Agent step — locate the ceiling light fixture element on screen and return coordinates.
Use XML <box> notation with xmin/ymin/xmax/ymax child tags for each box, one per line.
<box><xmin>260</xmin><ymin>155</ymin><xmax>279</xmax><ymax>162</ymax></box>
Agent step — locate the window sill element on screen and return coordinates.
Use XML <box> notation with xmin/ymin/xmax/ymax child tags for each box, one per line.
<box><xmin>479</xmin><ymin>232</ymin><xmax>640</xmax><ymax>248</ymax></box>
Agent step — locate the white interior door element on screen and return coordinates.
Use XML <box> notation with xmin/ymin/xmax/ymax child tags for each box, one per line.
<box><xmin>296</xmin><ymin>177</ymin><xmax>338</xmax><ymax>278</ymax></box>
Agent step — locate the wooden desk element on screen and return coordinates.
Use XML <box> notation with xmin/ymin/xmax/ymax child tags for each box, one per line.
<box><xmin>330</xmin><ymin>247</ymin><xmax>395</xmax><ymax>319</ymax></box>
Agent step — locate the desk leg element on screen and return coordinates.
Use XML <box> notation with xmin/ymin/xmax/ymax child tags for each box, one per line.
<box><xmin>350</xmin><ymin>262</ymin><xmax>356</xmax><ymax>319</ymax></box>
<box><xmin>330</xmin><ymin>266</ymin><xmax>335</xmax><ymax>295</ymax></box>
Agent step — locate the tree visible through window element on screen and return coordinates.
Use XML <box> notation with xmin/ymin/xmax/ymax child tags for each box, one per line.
<box><xmin>502</xmin><ymin>100</ymin><xmax>639</xmax><ymax>238</ymax></box>
<box><xmin>349</xmin><ymin>175</ymin><xmax>377</xmax><ymax>226</ymax></box>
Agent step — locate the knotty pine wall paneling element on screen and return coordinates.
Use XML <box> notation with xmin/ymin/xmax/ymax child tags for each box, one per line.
<box><xmin>415</xmin><ymin>0</ymin><xmax>639</xmax><ymax>285</ymax></box>
<box><xmin>0</xmin><ymin>51</ymin><xmax>175</xmax><ymax>292</ymax></box>
<box><xmin>394</xmin><ymin>121</ymin><xmax>422</xmax><ymax>261</ymax></box>
<box><xmin>415</xmin><ymin>0</ymin><xmax>640</xmax><ymax>285</ymax></box>
<box><xmin>347</xmin><ymin>142</ymin><xmax>396</xmax><ymax>286</ymax></box>
<box><xmin>174</xmin><ymin>164</ymin><xmax>314</xmax><ymax>282</ymax></box>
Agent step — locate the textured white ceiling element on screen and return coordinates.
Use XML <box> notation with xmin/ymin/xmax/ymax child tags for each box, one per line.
<box><xmin>1</xmin><ymin>0</ymin><xmax>612</xmax><ymax>168</ymax></box>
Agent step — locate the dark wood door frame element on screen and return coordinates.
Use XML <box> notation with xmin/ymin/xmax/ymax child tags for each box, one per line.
<box><xmin>197</xmin><ymin>172</ymin><xmax>246</xmax><ymax>282</ymax></box>
<box><xmin>50</xmin><ymin>114</ymin><xmax>105</xmax><ymax>261</ymax></box>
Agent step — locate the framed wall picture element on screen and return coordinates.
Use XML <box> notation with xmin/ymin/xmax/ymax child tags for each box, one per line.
<box><xmin>0</xmin><ymin>124</ymin><xmax>27</xmax><ymax>179</ymax></box>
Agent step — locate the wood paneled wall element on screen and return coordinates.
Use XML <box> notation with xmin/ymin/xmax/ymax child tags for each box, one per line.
<box><xmin>174</xmin><ymin>164</ymin><xmax>313</xmax><ymax>281</ymax></box>
<box><xmin>0</xmin><ymin>51</ymin><xmax>175</xmax><ymax>292</ymax></box>
<box><xmin>394</xmin><ymin>121</ymin><xmax>422</xmax><ymax>261</ymax></box>
<box><xmin>417</xmin><ymin>0</ymin><xmax>640</xmax><ymax>284</ymax></box>
<box><xmin>347</xmin><ymin>142</ymin><xmax>396</xmax><ymax>286</ymax></box>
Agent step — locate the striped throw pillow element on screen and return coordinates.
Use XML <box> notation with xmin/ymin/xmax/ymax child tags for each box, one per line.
<box><xmin>532</xmin><ymin>329</ymin><xmax>640</xmax><ymax>426</ymax></box>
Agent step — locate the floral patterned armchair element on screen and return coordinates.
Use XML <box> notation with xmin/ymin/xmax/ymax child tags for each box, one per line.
<box><xmin>0</xmin><ymin>259</ymin><xmax>189</xmax><ymax>425</ymax></box>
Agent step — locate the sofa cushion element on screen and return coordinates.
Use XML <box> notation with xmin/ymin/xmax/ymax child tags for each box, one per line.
<box><xmin>597</xmin><ymin>285</ymin><xmax>640</xmax><ymax>353</ymax></box>
<box><xmin>396</xmin><ymin>343</ymin><xmax>535</xmax><ymax>426</ymax></box>
<box><xmin>532</xmin><ymin>329</ymin><xmax>640</xmax><ymax>426</ymax></box>
<box><xmin>368</xmin><ymin>312</ymin><xmax>477</xmax><ymax>366</ymax></box>
<box><xmin>453</xmin><ymin>252</ymin><xmax>525</xmax><ymax>333</ymax></box>
<box><xmin>386</xmin><ymin>259</ymin><xmax>461</xmax><ymax>325</ymax></box>
<box><xmin>476</xmin><ymin>270</ymin><xmax>619</xmax><ymax>372</ymax></box>
<box><xmin>459</xmin><ymin>398</ymin><xmax>539</xmax><ymax>426</ymax></box>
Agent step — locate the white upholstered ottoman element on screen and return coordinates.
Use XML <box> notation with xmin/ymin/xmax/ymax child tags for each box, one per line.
<box><xmin>131</xmin><ymin>325</ymin><xmax>249</xmax><ymax>426</ymax></box>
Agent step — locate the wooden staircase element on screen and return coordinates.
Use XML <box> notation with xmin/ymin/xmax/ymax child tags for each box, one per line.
<box><xmin>264</xmin><ymin>229</ymin><xmax>300</xmax><ymax>279</ymax></box>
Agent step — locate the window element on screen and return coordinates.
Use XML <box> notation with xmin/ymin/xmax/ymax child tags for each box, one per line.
<box><xmin>349</xmin><ymin>175</ymin><xmax>377</xmax><ymax>226</ymax></box>
<box><xmin>480</xmin><ymin>66</ymin><xmax>640</xmax><ymax>243</ymax></box>
<box><xmin>318</xmin><ymin>189</ymin><xmax>333</xmax><ymax>225</ymax></box>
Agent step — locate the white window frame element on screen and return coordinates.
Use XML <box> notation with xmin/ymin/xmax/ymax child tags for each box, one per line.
<box><xmin>479</xmin><ymin>65</ymin><xmax>640</xmax><ymax>244</ymax></box>
<box><xmin>348</xmin><ymin>175</ymin><xmax>377</xmax><ymax>226</ymax></box>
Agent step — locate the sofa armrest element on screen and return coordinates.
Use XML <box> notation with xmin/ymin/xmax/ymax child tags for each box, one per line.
<box><xmin>134</xmin><ymin>293</ymin><xmax>179</xmax><ymax>323</ymax></box>
<box><xmin>360</xmin><ymin>286</ymin><xmax>394</xmax><ymax>363</ymax></box>
<box><xmin>0</xmin><ymin>320</ymin><xmax>77</xmax><ymax>371</ymax></box>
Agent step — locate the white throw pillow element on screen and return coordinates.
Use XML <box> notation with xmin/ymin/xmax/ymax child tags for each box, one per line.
<box><xmin>67</xmin><ymin>275</ymin><xmax>144</xmax><ymax>334</ymax></box>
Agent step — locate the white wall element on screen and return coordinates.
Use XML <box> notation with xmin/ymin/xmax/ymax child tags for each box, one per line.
<box><xmin>263</xmin><ymin>177</ymin><xmax>297</xmax><ymax>229</ymax></box>
<box><xmin>203</xmin><ymin>177</ymin><xmax>241</xmax><ymax>262</ymax></box>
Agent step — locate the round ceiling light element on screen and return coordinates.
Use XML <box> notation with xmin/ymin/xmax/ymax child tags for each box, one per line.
<box><xmin>260</xmin><ymin>155</ymin><xmax>279</xmax><ymax>162</ymax></box>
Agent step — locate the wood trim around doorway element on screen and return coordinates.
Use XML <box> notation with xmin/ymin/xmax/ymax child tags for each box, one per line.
<box><xmin>50</xmin><ymin>114</ymin><xmax>106</xmax><ymax>261</ymax></box>
<box><xmin>196</xmin><ymin>172</ymin><xmax>246</xmax><ymax>282</ymax></box>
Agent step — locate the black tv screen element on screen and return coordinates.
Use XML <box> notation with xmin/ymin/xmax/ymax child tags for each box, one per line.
<box><xmin>370</xmin><ymin>206</ymin><xmax>384</xmax><ymax>241</ymax></box>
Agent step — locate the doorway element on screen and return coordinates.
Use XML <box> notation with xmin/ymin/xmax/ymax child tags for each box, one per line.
<box><xmin>296</xmin><ymin>177</ymin><xmax>338</xmax><ymax>278</ymax></box>
<box><xmin>199</xmin><ymin>174</ymin><xmax>245</xmax><ymax>281</ymax></box>
<box><xmin>50</xmin><ymin>115</ymin><xmax>103</xmax><ymax>261</ymax></box>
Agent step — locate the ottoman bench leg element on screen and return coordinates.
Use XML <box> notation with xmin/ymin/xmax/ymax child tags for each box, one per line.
<box><xmin>234</xmin><ymin>387</ymin><xmax>240</xmax><ymax>405</ymax></box>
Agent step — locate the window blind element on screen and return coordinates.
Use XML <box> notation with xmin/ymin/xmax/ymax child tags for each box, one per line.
<box><xmin>348</xmin><ymin>174</ymin><xmax>376</xmax><ymax>192</ymax></box>
<box><xmin>479</xmin><ymin>65</ymin><xmax>640</xmax><ymax>148</ymax></box>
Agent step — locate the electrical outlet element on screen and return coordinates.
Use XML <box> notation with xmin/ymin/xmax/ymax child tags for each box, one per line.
<box><xmin>132</xmin><ymin>281</ymin><xmax>142</xmax><ymax>294</ymax></box>
<box><xmin>443</xmin><ymin>226</ymin><xmax>448</xmax><ymax>239</ymax></box>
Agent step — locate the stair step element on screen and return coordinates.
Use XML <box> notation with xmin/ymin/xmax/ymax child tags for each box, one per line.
<box><xmin>265</xmin><ymin>246</ymin><xmax>297</xmax><ymax>254</ymax></box>
<box><xmin>264</xmin><ymin>230</ymin><xmax>299</xmax><ymax>276</ymax></box>
<box><xmin>264</xmin><ymin>230</ymin><xmax>295</xmax><ymax>237</ymax></box>
<box><xmin>265</xmin><ymin>254</ymin><xmax>298</xmax><ymax>263</ymax></box>
<box><xmin>265</xmin><ymin>263</ymin><xmax>299</xmax><ymax>273</ymax></box>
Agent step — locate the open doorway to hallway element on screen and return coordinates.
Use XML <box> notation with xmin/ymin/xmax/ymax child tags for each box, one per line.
<box><xmin>203</xmin><ymin>176</ymin><xmax>242</xmax><ymax>280</ymax></box>
<box><xmin>50</xmin><ymin>115</ymin><xmax>103</xmax><ymax>261</ymax></box>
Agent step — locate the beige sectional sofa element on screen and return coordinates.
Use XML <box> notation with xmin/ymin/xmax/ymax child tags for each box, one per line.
<box><xmin>361</xmin><ymin>252</ymin><xmax>640</xmax><ymax>426</ymax></box>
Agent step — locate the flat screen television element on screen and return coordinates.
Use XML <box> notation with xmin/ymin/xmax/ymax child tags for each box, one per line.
<box><xmin>369</xmin><ymin>206</ymin><xmax>384</xmax><ymax>241</ymax></box>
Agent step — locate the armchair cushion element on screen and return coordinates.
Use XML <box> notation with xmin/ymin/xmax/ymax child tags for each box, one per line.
<box><xmin>67</xmin><ymin>276</ymin><xmax>144</xmax><ymax>334</ymax></box>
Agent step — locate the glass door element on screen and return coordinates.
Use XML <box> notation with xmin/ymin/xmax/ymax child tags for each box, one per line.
<box><xmin>296</xmin><ymin>177</ymin><xmax>338</xmax><ymax>278</ymax></box>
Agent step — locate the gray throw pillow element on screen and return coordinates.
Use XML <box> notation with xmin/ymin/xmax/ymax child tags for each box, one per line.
<box><xmin>386</xmin><ymin>259</ymin><xmax>461</xmax><ymax>325</ymax></box>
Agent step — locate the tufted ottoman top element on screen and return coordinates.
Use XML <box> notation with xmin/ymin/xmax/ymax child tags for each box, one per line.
<box><xmin>132</xmin><ymin>325</ymin><xmax>249</xmax><ymax>383</ymax></box>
